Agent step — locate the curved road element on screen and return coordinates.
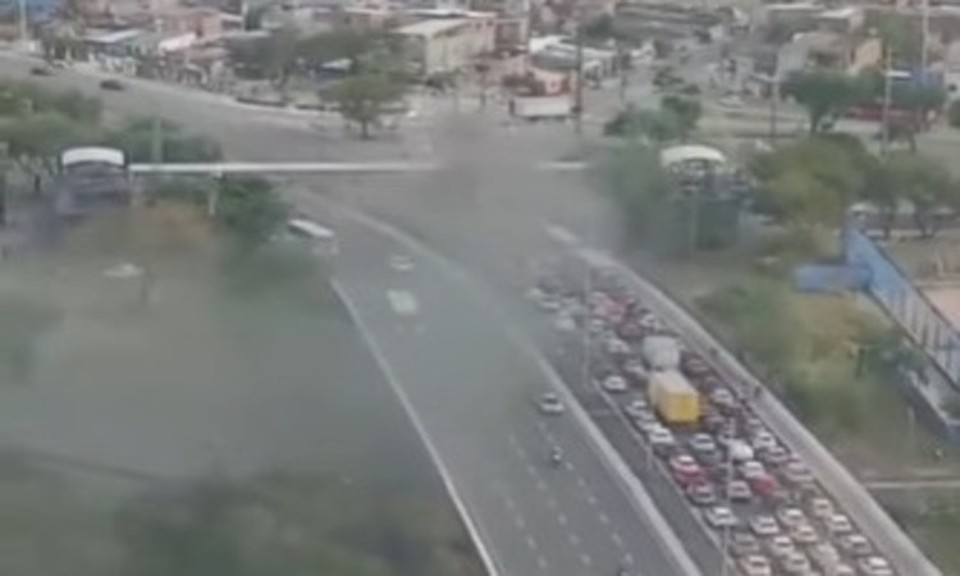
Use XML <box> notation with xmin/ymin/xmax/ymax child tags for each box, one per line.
<box><xmin>0</xmin><ymin>53</ymin><xmax>699</xmax><ymax>575</ymax></box>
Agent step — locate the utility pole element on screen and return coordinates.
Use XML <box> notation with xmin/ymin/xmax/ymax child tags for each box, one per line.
<box><xmin>574</xmin><ymin>7</ymin><xmax>585</xmax><ymax>138</ymax></box>
<box><xmin>768</xmin><ymin>76</ymin><xmax>779</xmax><ymax>139</ymax></box>
<box><xmin>880</xmin><ymin>42</ymin><xmax>893</xmax><ymax>156</ymax></box>
<box><xmin>17</xmin><ymin>0</ymin><xmax>27</xmax><ymax>47</ymax></box>
<box><xmin>921</xmin><ymin>0</ymin><xmax>930</xmax><ymax>78</ymax></box>
<box><xmin>150</xmin><ymin>115</ymin><xmax>163</xmax><ymax>165</ymax></box>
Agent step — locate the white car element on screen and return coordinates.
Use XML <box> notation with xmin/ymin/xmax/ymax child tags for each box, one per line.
<box><xmin>857</xmin><ymin>556</ymin><xmax>893</xmax><ymax>576</ymax></box>
<box><xmin>604</xmin><ymin>336</ymin><xmax>631</xmax><ymax>356</ymax></box>
<box><xmin>739</xmin><ymin>555</ymin><xmax>773</xmax><ymax>576</ymax></box>
<box><xmin>688</xmin><ymin>433</ymin><xmax>717</xmax><ymax>453</ymax></box>
<box><xmin>767</xmin><ymin>535</ymin><xmax>795</xmax><ymax>559</ymax></box>
<box><xmin>824</xmin><ymin>513</ymin><xmax>853</xmax><ymax>535</ymax></box>
<box><xmin>704</xmin><ymin>505</ymin><xmax>738</xmax><ymax>529</ymax></box>
<box><xmin>807</xmin><ymin>496</ymin><xmax>834</xmax><ymax>520</ymax></box>
<box><xmin>749</xmin><ymin>514</ymin><xmax>780</xmax><ymax>537</ymax></box>
<box><xmin>600</xmin><ymin>374</ymin><xmax>629</xmax><ymax>393</ymax></box>
<box><xmin>789</xmin><ymin>522</ymin><xmax>819</xmax><ymax>545</ymax></box>
<box><xmin>809</xmin><ymin>542</ymin><xmax>840</xmax><ymax>573</ymax></box>
<box><xmin>751</xmin><ymin>429</ymin><xmax>778</xmax><ymax>451</ymax></box>
<box><xmin>837</xmin><ymin>533</ymin><xmax>872</xmax><ymax>557</ymax></box>
<box><xmin>537</xmin><ymin>393</ymin><xmax>565</xmax><ymax>415</ymax></box>
<box><xmin>776</xmin><ymin>507</ymin><xmax>807</xmax><ymax>528</ymax></box>
<box><xmin>553</xmin><ymin>312</ymin><xmax>577</xmax><ymax>333</ymax></box>
<box><xmin>740</xmin><ymin>460</ymin><xmax>766</xmax><ymax>479</ymax></box>
<box><xmin>623</xmin><ymin>397</ymin><xmax>649</xmax><ymax>418</ymax></box>
<box><xmin>389</xmin><ymin>254</ymin><xmax>415</xmax><ymax>272</ymax></box>
<box><xmin>648</xmin><ymin>427</ymin><xmax>676</xmax><ymax>450</ymax></box>
<box><xmin>780</xmin><ymin>550</ymin><xmax>811</xmax><ymax>574</ymax></box>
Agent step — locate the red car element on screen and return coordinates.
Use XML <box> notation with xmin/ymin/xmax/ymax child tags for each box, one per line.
<box><xmin>748</xmin><ymin>473</ymin><xmax>789</xmax><ymax>505</ymax></box>
<box><xmin>669</xmin><ymin>454</ymin><xmax>706</xmax><ymax>487</ymax></box>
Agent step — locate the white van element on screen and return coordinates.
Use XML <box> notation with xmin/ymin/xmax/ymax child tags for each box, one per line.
<box><xmin>285</xmin><ymin>218</ymin><xmax>338</xmax><ymax>256</ymax></box>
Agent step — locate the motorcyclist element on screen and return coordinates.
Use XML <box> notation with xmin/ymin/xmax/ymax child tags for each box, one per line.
<box><xmin>549</xmin><ymin>446</ymin><xmax>563</xmax><ymax>467</ymax></box>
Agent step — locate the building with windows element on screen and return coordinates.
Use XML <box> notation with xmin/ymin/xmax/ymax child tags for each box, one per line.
<box><xmin>395</xmin><ymin>13</ymin><xmax>496</xmax><ymax>76</ymax></box>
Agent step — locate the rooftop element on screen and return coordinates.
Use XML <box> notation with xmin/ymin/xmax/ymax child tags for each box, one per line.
<box><xmin>395</xmin><ymin>18</ymin><xmax>470</xmax><ymax>37</ymax></box>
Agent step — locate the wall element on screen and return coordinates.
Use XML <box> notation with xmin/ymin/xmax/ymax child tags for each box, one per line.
<box><xmin>844</xmin><ymin>224</ymin><xmax>960</xmax><ymax>443</ymax></box>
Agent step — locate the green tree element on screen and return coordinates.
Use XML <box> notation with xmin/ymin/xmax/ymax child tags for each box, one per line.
<box><xmin>750</xmin><ymin>136</ymin><xmax>867</xmax><ymax>229</ymax></box>
<box><xmin>660</xmin><ymin>95</ymin><xmax>701</xmax><ymax>141</ymax></box>
<box><xmin>781</xmin><ymin>71</ymin><xmax>862</xmax><ymax>133</ymax></box>
<box><xmin>215</xmin><ymin>176</ymin><xmax>287</xmax><ymax>245</ymax></box>
<box><xmin>595</xmin><ymin>142</ymin><xmax>673</xmax><ymax>245</ymax></box>
<box><xmin>603</xmin><ymin>107</ymin><xmax>680</xmax><ymax>143</ymax></box>
<box><xmin>328</xmin><ymin>74</ymin><xmax>406</xmax><ymax>139</ymax></box>
<box><xmin>104</xmin><ymin>117</ymin><xmax>222</xmax><ymax>163</ymax></box>
<box><xmin>226</xmin><ymin>27</ymin><xmax>299</xmax><ymax>89</ymax></box>
<box><xmin>0</xmin><ymin>112</ymin><xmax>96</xmax><ymax>176</ymax></box>
<box><xmin>298</xmin><ymin>28</ymin><xmax>400</xmax><ymax>75</ymax></box>
<box><xmin>882</xmin><ymin>152</ymin><xmax>956</xmax><ymax>238</ymax></box>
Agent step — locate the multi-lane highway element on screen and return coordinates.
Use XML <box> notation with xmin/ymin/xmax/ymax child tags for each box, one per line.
<box><xmin>0</xmin><ymin>52</ymin><xmax>706</xmax><ymax>575</ymax></box>
<box><xmin>296</xmin><ymin>194</ymin><xmax>700</xmax><ymax>576</ymax></box>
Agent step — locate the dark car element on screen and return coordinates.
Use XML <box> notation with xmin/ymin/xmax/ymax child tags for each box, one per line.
<box><xmin>99</xmin><ymin>78</ymin><xmax>125</xmax><ymax>91</ymax></box>
<box><xmin>30</xmin><ymin>65</ymin><xmax>52</xmax><ymax>76</ymax></box>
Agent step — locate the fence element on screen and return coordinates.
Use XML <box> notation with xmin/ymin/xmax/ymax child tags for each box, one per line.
<box><xmin>844</xmin><ymin>224</ymin><xmax>960</xmax><ymax>442</ymax></box>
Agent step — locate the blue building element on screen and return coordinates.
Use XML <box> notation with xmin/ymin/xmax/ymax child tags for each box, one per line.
<box><xmin>0</xmin><ymin>0</ymin><xmax>62</xmax><ymax>21</ymax></box>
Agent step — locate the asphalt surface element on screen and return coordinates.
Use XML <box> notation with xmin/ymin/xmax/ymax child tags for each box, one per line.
<box><xmin>0</xmin><ymin>52</ymin><xmax>701</xmax><ymax>575</ymax></box>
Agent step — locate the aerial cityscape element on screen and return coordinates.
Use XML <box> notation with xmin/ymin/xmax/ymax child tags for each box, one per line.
<box><xmin>0</xmin><ymin>0</ymin><xmax>959</xmax><ymax>573</ymax></box>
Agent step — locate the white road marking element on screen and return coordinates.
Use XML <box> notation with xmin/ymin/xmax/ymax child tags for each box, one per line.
<box><xmin>537</xmin><ymin>556</ymin><xmax>548</xmax><ymax>570</ymax></box>
<box><xmin>527</xmin><ymin>464</ymin><xmax>537</xmax><ymax>476</ymax></box>
<box><xmin>624</xmin><ymin>553</ymin><xmax>635</xmax><ymax>566</ymax></box>
<box><xmin>526</xmin><ymin>535</ymin><xmax>538</xmax><ymax>551</ymax></box>
<box><xmin>504</xmin><ymin>497</ymin><xmax>516</xmax><ymax>511</ymax></box>
<box><xmin>564</xmin><ymin>461</ymin><xmax>575</xmax><ymax>471</ymax></box>
<box><xmin>537</xmin><ymin>420</ymin><xmax>547</xmax><ymax>432</ymax></box>
<box><xmin>569</xmin><ymin>533</ymin><xmax>581</xmax><ymax>547</ymax></box>
<box><xmin>587</xmin><ymin>493</ymin><xmax>598</xmax><ymax>506</ymax></box>
<box><xmin>537</xmin><ymin>479</ymin><xmax>547</xmax><ymax>492</ymax></box>
<box><xmin>544</xmin><ymin>431</ymin><xmax>555</xmax><ymax>443</ymax></box>
<box><xmin>508</xmin><ymin>434</ymin><xmax>518</xmax><ymax>446</ymax></box>
<box><xmin>580</xmin><ymin>553</ymin><xmax>593</xmax><ymax>567</ymax></box>
<box><xmin>547</xmin><ymin>496</ymin><xmax>558</xmax><ymax>509</ymax></box>
<box><xmin>558</xmin><ymin>513</ymin><xmax>568</xmax><ymax>526</ymax></box>
<box><xmin>514</xmin><ymin>514</ymin><xmax>526</xmax><ymax>530</ymax></box>
<box><xmin>577</xmin><ymin>476</ymin><xmax>586</xmax><ymax>488</ymax></box>
<box><xmin>599</xmin><ymin>512</ymin><xmax>610</xmax><ymax>525</ymax></box>
<box><xmin>612</xmin><ymin>532</ymin><xmax>624</xmax><ymax>548</ymax></box>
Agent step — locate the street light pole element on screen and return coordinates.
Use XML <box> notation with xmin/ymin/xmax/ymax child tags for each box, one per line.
<box><xmin>17</xmin><ymin>0</ymin><xmax>27</xmax><ymax>47</ymax></box>
<box><xmin>880</xmin><ymin>42</ymin><xmax>893</xmax><ymax>156</ymax></box>
<box><xmin>574</xmin><ymin>8</ymin><xmax>585</xmax><ymax>138</ymax></box>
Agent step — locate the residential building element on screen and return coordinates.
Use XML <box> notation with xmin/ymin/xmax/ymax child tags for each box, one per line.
<box><xmin>800</xmin><ymin>30</ymin><xmax>881</xmax><ymax>75</ymax></box>
<box><xmin>815</xmin><ymin>6</ymin><xmax>864</xmax><ymax>35</ymax></box>
<box><xmin>395</xmin><ymin>13</ymin><xmax>496</xmax><ymax>76</ymax></box>
<box><xmin>337</xmin><ymin>4</ymin><xmax>396</xmax><ymax>30</ymax></box>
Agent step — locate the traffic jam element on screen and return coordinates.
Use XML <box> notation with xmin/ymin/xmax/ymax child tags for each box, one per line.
<box><xmin>525</xmin><ymin>251</ymin><xmax>895</xmax><ymax>576</ymax></box>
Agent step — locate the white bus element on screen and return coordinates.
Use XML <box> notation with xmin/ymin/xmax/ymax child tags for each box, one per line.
<box><xmin>285</xmin><ymin>218</ymin><xmax>339</xmax><ymax>256</ymax></box>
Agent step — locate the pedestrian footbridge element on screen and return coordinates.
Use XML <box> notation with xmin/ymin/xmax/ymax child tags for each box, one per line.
<box><xmin>127</xmin><ymin>161</ymin><xmax>587</xmax><ymax>175</ymax></box>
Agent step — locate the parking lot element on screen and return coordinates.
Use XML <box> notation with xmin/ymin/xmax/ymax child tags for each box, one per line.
<box><xmin>524</xmin><ymin>248</ymin><xmax>896</xmax><ymax>576</ymax></box>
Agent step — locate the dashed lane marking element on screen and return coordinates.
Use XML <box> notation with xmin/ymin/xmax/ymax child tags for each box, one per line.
<box><xmin>576</xmin><ymin>476</ymin><xmax>586</xmax><ymax>488</ymax></box>
<box><xmin>624</xmin><ymin>553</ymin><xmax>635</xmax><ymax>567</ymax></box>
<box><xmin>514</xmin><ymin>514</ymin><xmax>526</xmax><ymax>530</ymax></box>
<box><xmin>569</xmin><ymin>533</ymin><xmax>581</xmax><ymax>547</ymax></box>
<box><xmin>599</xmin><ymin>512</ymin><xmax>610</xmax><ymax>525</ymax></box>
<box><xmin>580</xmin><ymin>554</ymin><xmax>593</xmax><ymax>567</ymax></box>
<box><xmin>504</xmin><ymin>497</ymin><xmax>516</xmax><ymax>511</ymax></box>
<box><xmin>537</xmin><ymin>556</ymin><xmax>548</xmax><ymax>571</ymax></box>
<box><xmin>508</xmin><ymin>434</ymin><xmax>518</xmax><ymax>446</ymax></box>
<box><xmin>526</xmin><ymin>464</ymin><xmax>537</xmax><ymax>476</ymax></box>
<box><xmin>587</xmin><ymin>494</ymin><xmax>598</xmax><ymax>506</ymax></box>
<box><xmin>558</xmin><ymin>513</ymin><xmax>568</xmax><ymax>526</ymax></box>
<box><xmin>547</xmin><ymin>496</ymin><xmax>558</xmax><ymax>509</ymax></box>
<box><xmin>612</xmin><ymin>532</ymin><xmax>624</xmax><ymax>548</ymax></box>
<box><xmin>526</xmin><ymin>535</ymin><xmax>538</xmax><ymax>551</ymax></box>
<box><xmin>536</xmin><ymin>479</ymin><xmax>547</xmax><ymax>492</ymax></box>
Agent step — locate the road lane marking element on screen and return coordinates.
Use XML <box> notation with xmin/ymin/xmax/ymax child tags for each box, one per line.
<box><xmin>504</xmin><ymin>496</ymin><xmax>516</xmax><ymax>511</ymax></box>
<box><xmin>624</xmin><ymin>553</ymin><xmax>635</xmax><ymax>566</ymax></box>
<box><xmin>526</xmin><ymin>464</ymin><xmax>537</xmax><ymax>476</ymax></box>
<box><xmin>612</xmin><ymin>532</ymin><xmax>624</xmax><ymax>548</ymax></box>
<box><xmin>514</xmin><ymin>514</ymin><xmax>526</xmax><ymax>530</ymax></box>
<box><xmin>569</xmin><ymin>533</ymin><xmax>581</xmax><ymax>547</ymax></box>
<box><xmin>536</xmin><ymin>479</ymin><xmax>547</xmax><ymax>492</ymax></box>
<box><xmin>587</xmin><ymin>493</ymin><xmax>598</xmax><ymax>506</ymax></box>
<box><xmin>580</xmin><ymin>553</ymin><xmax>592</xmax><ymax>567</ymax></box>
<box><xmin>526</xmin><ymin>535</ymin><xmax>538</xmax><ymax>551</ymax></box>
<box><xmin>508</xmin><ymin>434</ymin><xmax>518</xmax><ymax>446</ymax></box>
<box><xmin>547</xmin><ymin>496</ymin><xmax>558</xmax><ymax>509</ymax></box>
<box><xmin>577</xmin><ymin>476</ymin><xmax>586</xmax><ymax>488</ymax></box>
<box><xmin>558</xmin><ymin>513</ymin><xmax>568</xmax><ymax>526</ymax></box>
<box><xmin>537</xmin><ymin>420</ymin><xmax>547</xmax><ymax>432</ymax></box>
<box><xmin>564</xmin><ymin>460</ymin><xmax>575</xmax><ymax>472</ymax></box>
<box><xmin>599</xmin><ymin>512</ymin><xmax>610</xmax><ymax>525</ymax></box>
<box><xmin>537</xmin><ymin>556</ymin><xmax>548</xmax><ymax>570</ymax></box>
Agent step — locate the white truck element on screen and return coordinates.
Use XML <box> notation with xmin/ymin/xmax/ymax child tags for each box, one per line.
<box><xmin>510</xmin><ymin>96</ymin><xmax>574</xmax><ymax>121</ymax></box>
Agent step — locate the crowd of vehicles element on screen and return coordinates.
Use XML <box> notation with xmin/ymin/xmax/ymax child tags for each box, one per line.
<box><xmin>527</xmin><ymin>255</ymin><xmax>895</xmax><ymax>576</ymax></box>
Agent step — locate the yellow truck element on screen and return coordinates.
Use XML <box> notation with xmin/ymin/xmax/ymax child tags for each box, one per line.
<box><xmin>648</xmin><ymin>370</ymin><xmax>700</xmax><ymax>425</ymax></box>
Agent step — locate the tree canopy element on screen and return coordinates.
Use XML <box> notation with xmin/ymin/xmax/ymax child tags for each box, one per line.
<box><xmin>781</xmin><ymin>70</ymin><xmax>862</xmax><ymax>133</ymax></box>
<box><xmin>327</xmin><ymin>74</ymin><xmax>407</xmax><ymax>139</ymax></box>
